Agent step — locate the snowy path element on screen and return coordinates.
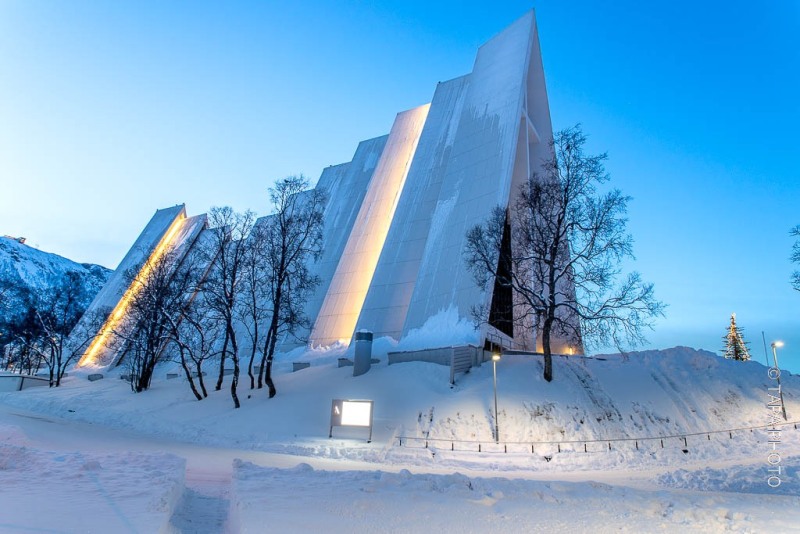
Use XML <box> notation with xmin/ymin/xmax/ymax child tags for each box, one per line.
<box><xmin>3</xmin><ymin>349</ymin><xmax>800</xmax><ymax>532</ymax></box>
<box><xmin>1</xmin><ymin>400</ymin><xmax>795</xmax><ymax>485</ymax></box>
<box><xmin>168</xmin><ymin>468</ymin><xmax>232</xmax><ymax>534</ymax></box>
<box><xmin>3</xmin><ymin>400</ymin><xmax>800</xmax><ymax>533</ymax></box>
<box><xmin>0</xmin><ymin>402</ymin><xmax>691</xmax><ymax>487</ymax></box>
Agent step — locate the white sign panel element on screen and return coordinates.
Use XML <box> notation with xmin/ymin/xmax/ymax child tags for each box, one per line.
<box><xmin>341</xmin><ymin>400</ymin><xmax>372</xmax><ymax>426</ymax></box>
<box><xmin>330</xmin><ymin>399</ymin><xmax>374</xmax><ymax>442</ymax></box>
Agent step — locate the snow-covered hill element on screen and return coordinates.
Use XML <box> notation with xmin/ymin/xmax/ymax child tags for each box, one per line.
<box><xmin>0</xmin><ymin>236</ymin><xmax>111</xmax><ymax>314</ymax></box>
<box><xmin>3</xmin><ymin>346</ymin><xmax>797</xmax><ymax>469</ymax></box>
<box><xmin>1</xmin><ymin>346</ymin><xmax>798</xmax><ymax>531</ymax></box>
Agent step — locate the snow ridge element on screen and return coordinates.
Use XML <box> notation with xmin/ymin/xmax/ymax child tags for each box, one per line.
<box><xmin>0</xmin><ymin>236</ymin><xmax>111</xmax><ymax>318</ymax></box>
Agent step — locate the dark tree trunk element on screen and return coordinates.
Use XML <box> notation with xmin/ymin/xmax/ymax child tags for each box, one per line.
<box><xmin>258</xmin><ymin>329</ymin><xmax>272</xmax><ymax>389</ymax></box>
<box><xmin>228</xmin><ymin>323</ymin><xmax>240</xmax><ymax>408</ymax></box>
<box><xmin>542</xmin><ymin>315</ymin><xmax>553</xmax><ymax>382</ymax></box>
<box><xmin>197</xmin><ymin>361</ymin><xmax>208</xmax><ymax>398</ymax></box>
<box><xmin>541</xmin><ymin>247</ymin><xmax>558</xmax><ymax>383</ymax></box>
<box><xmin>264</xmin><ymin>282</ymin><xmax>283</xmax><ymax>399</ymax></box>
<box><xmin>231</xmin><ymin>361</ymin><xmax>240</xmax><ymax>408</ymax></box>
<box><xmin>248</xmin><ymin>338</ymin><xmax>257</xmax><ymax>390</ymax></box>
<box><xmin>55</xmin><ymin>351</ymin><xmax>63</xmax><ymax>387</ymax></box>
<box><xmin>139</xmin><ymin>358</ymin><xmax>156</xmax><ymax>392</ymax></box>
<box><xmin>264</xmin><ymin>320</ymin><xmax>279</xmax><ymax>398</ymax></box>
<box><xmin>265</xmin><ymin>357</ymin><xmax>276</xmax><ymax>398</ymax></box>
<box><xmin>179</xmin><ymin>348</ymin><xmax>203</xmax><ymax>401</ymax></box>
<box><xmin>216</xmin><ymin>330</ymin><xmax>230</xmax><ymax>391</ymax></box>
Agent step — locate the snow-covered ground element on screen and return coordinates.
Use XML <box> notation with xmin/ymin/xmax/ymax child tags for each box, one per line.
<box><xmin>1</xmin><ymin>347</ymin><xmax>798</xmax><ymax>532</ymax></box>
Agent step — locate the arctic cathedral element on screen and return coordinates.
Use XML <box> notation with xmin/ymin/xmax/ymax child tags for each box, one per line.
<box><xmin>73</xmin><ymin>11</ymin><xmax>581</xmax><ymax>369</ymax></box>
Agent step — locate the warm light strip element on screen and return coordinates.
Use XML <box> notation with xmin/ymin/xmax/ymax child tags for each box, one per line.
<box><xmin>310</xmin><ymin>104</ymin><xmax>430</xmax><ymax>346</ymax></box>
<box><xmin>78</xmin><ymin>213</ymin><xmax>186</xmax><ymax>367</ymax></box>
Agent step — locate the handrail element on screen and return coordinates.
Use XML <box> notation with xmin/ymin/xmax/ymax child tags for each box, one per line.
<box><xmin>396</xmin><ymin>420</ymin><xmax>799</xmax><ymax>448</ymax></box>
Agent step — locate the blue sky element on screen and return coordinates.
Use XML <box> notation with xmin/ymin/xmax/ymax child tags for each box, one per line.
<box><xmin>1</xmin><ymin>1</ymin><xmax>798</xmax><ymax>369</ymax></box>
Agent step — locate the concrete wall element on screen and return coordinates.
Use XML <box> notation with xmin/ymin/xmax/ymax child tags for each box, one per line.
<box><xmin>285</xmin><ymin>136</ymin><xmax>389</xmax><ymax>349</ymax></box>
<box><xmin>0</xmin><ymin>374</ymin><xmax>50</xmax><ymax>392</ymax></box>
<box><xmin>310</xmin><ymin>105</ymin><xmax>430</xmax><ymax>346</ymax></box>
<box><xmin>401</xmin><ymin>12</ymin><xmax>535</xmax><ymax>340</ymax></box>
<box><xmin>356</xmin><ymin>76</ymin><xmax>470</xmax><ymax>341</ymax></box>
<box><xmin>387</xmin><ymin>345</ymin><xmax>488</xmax><ymax>383</ymax></box>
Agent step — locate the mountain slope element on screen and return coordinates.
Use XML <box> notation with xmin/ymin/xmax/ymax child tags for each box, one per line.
<box><xmin>0</xmin><ymin>236</ymin><xmax>111</xmax><ymax>315</ymax></box>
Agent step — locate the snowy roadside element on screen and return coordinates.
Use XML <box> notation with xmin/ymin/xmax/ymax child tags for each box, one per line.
<box><xmin>2</xmin><ymin>347</ymin><xmax>799</xmax><ymax>532</ymax></box>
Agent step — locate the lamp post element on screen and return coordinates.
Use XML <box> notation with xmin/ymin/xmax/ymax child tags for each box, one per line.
<box><xmin>770</xmin><ymin>341</ymin><xmax>788</xmax><ymax>421</ymax></box>
<box><xmin>492</xmin><ymin>352</ymin><xmax>501</xmax><ymax>443</ymax></box>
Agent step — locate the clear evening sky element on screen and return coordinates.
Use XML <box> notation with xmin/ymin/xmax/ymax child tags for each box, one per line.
<box><xmin>1</xmin><ymin>1</ymin><xmax>798</xmax><ymax>369</ymax></box>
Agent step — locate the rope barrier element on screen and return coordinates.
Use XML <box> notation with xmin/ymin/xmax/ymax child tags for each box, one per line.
<box><xmin>395</xmin><ymin>419</ymin><xmax>800</xmax><ymax>452</ymax></box>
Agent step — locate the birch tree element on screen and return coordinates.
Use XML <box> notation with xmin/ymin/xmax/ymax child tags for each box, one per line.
<box><xmin>258</xmin><ymin>176</ymin><xmax>326</xmax><ymax>398</ymax></box>
<box><xmin>465</xmin><ymin>125</ymin><xmax>664</xmax><ymax>382</ymax></box>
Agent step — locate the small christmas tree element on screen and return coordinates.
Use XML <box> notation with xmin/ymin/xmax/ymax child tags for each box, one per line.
<box><xmin>722</xmin><ymin>313</ymin><xmax>751</xmax><ymax>361</ymax></box>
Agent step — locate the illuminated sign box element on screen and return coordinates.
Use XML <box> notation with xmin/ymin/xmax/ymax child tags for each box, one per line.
<box><xmin>329</xmin><ymin>399</ymin><xmax>374</xmax><ymax>442</ymax></box>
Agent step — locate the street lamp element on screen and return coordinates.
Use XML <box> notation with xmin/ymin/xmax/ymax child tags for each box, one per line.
<box><xmin>492</xmin><ymin>352</ymin><xmax>501</xmax><ymax>443</ymax></box>
<box><xmin>770</xmin><ymin>341</ymin><xmax>788</xmax><ymax>421</ymax></box>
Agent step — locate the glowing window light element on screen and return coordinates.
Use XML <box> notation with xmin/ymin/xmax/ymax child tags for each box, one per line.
<box><xmin>78</xmin><ymin>214</ymin><xmax>186</xmax><ymax>367</ymax></box>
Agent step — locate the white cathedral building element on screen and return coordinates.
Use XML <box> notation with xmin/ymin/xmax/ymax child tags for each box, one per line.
<box><xmin>73</xmin><ymin>11</ymin><xmax>580</xmax><ymax>369</ymax></box>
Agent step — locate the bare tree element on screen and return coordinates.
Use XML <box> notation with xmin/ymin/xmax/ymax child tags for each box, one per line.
<box><xmin>0</xmin><ymin>278</ymin><xmax>33</xmax><ymax>372</ymax></box>
<box><xmin>149</xmin><ymin>247</ymin><xmax>218</xmax><ymax>401</ymax></box>
<box><xmin>33</xmin><ymin>272</ymin><xmax>102</xmax><ymax>386</ymax></box>
<box><xmin>199</xmin><ymin>207</ymin><xmax>256</xmax><ymax>408</ymax></box>
<box><xmin>0</xmin><ymin>288</ymin><xmax>44</xmax><ymax>375</ymax></box>
<box><xmin>465</xmin><ymin>124</ymin><xmax>664</xmax><ymax>382</ymax></box>
<box><xmin>239</xmin><ymin>220</ymin><xmax>272</xmax><ymax>390</ymax></box>
<box><xmin>791</xmin><ymin>225</ymin><xmax>799</xmax><ymax>291</ymax></box>
<box><xmin>259</xmin><ymin>176</ymin><xmax>326</xmax><ymax>398</ymax></box>
<box><xmin>163</xmin><ymin>287</ymin><xmax>221</xmax><ymax>401</ymax></box>
<box><xmin>111</xmin><ymin>250</ymin><xmax>187</xmax><ymax>393</ymax></box>
<box><xmin>0</xmin><ymin>273</ymin><xmax>101</xmax><ymax>385</ymax></box>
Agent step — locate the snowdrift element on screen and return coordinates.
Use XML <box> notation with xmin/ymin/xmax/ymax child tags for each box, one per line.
<box><xmin>1</xmin><ymin>346</ymin><xmax>796</xmax><ymax>469</ymax></box>
<box><xmin>1</xmin><ymin>346</ymin><xmax>798</xmax><ymax>532</ymax></box>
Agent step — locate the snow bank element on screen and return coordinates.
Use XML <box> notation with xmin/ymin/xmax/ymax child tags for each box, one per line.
<box><xmin>395</xmin><ymin>305</ymin><xmax>479</xmax><ymax>351</ymax></box>
<box><xmin>2</xmin><ymin>345</ymin><xmax>799</xmax><ymax>531</ymax></box>
<box><xmin>1</xmin><ymin>347</ymin><xmax>797</xmax><ymax>474</ymax></box>
<box><xmin>0</xmin><ymin>445</ymin><xmax>184</xmax><ymax>532</ymax></box>
<box><xmin>231</xmin><ymin>460</ymin><xmax>799</xmax><ymax>533</ymax></box>
<box><xmin>658</xmin><ymin>458</ymin><xmax>799</xmax><ymax>496</ymax></box>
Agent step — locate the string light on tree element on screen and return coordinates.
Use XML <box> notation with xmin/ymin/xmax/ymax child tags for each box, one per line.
<box><xmin>722</xmin><ymin>313</ymin><xmax>751</xmax><ymax>361</ymax></box>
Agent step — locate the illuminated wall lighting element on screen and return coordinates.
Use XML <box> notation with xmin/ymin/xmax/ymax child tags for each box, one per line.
<box><xmin>310</xmin><ymin>104</ymin><xmax>430</xmax><ymax>347</ymax></box>
<box><xmin>78</xmin><ymin>213</ymin><xmax>186</xmax><ymax>367</ymax></box>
